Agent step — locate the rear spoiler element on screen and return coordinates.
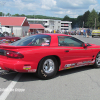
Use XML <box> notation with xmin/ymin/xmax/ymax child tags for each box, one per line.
<box><xmin>0</xmin><ymin>44</ymin><xmax>32</xmax><ymax>49</ymax></box>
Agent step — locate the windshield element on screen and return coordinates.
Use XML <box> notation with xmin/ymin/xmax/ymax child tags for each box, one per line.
<box><xmin>9</xmin><ymin>34</ymin><xmax>51</xmax><ymax>46</ymax></box>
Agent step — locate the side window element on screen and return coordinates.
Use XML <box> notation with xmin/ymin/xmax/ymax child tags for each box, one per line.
<box><xmin>38</xmin><ymin>38</ymin><xmax>50</xmax><ymax>46</ymax></box>
<box><xmin>58</xmin><ymin>36</ymin><xmax>83</xmax><ymax>47</ymax></box>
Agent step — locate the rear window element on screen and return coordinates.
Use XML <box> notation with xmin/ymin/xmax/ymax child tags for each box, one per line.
<box><xmin>9</xmin><ymin>34</ymin><xmax>51</xmax><ymax>46</ymax></box>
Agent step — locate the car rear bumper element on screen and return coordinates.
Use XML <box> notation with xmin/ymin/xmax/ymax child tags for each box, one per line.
<box><xmin>0</xmin><ymin>58</ymin><xmax>37</xmax><ymax>73</ymax></box>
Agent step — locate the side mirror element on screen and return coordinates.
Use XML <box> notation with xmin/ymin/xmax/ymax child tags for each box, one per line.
<box><xmin>82</xmin><ymin>43</ymin><xmax>87</xmax><ymax>48</ymax></box>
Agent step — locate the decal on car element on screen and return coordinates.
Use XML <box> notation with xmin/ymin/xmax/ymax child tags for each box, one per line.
<box><xmin>64</xmin><ymin>64</ymin><xmax>71</xmax><ymax>68</ymax></box>
<box><xmin>28</xmin><ymin>69</ymin><xmax>36</xmax><ymax>72</ymax></box>
<box><xmin>66</xmin><ymin>67</ymin><xmax>72</xmax><ymax>69</ymax></box>
<box><xmin>23</xmin><ymin>66</ymin><xmax>31</xmax><ymax>70</ymax></box>
<box><xmin>64</xmin><ymin>60</ymin><xmax>95</xmax><ymax>69</ymax></box>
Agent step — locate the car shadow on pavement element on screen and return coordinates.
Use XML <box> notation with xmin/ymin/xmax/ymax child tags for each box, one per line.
<box><xmin>0</xmin><ymin>72</ymin><xmax>19</xmax><ymax>82</ymax></box>
<box><xmin>0</xmin><ymin>71</ymin><xmax>39</xmax><ymax>82</ymax></box>
<box><xmin>56</xmin><ymin>65</ymin><xmax>94</xmax><ymax>78</ymax></box>
<box><xmin>0</xmin><ymin>65</ymin><xmax>95</xmax><ymax>81</ymax></box>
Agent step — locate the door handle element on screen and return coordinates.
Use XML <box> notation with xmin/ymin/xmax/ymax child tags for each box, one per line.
<box><xmin>65</xmin><ymin>50</ymin><xmax>69</xmax><ymax>52</ymax></box>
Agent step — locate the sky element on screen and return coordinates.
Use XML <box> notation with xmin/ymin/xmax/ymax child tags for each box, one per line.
<box><xmin>0</xmin><ymin>0</ymin><xmax>100</xmax><ymax>18</ymax></box>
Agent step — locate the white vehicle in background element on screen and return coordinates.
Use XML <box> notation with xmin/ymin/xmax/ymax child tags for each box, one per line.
<box><xmin>0</xmin><ymin>26</ymin><xmax>11</xmax><ymax>36</ymax></box>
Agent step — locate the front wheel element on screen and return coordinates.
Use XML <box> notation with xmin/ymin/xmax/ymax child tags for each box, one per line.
<box><xmin>37</xmin><ymin>56</ymin><xmax>58</xmax><ymax>80</ymax></box>
<box><xmin>94</xmin><ymin>52</ymin><xmax>100</xmax><ymax>68</ymax></box>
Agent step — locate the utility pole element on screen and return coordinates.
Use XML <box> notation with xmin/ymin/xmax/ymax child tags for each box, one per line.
<box><xmin>34</xmin><ymin>15</ymin><xmax>35</xmax><ymax>24</ymax></box>
<box><xmin>95</xmin><ymin>18</ymin><xmax>96</xmax><ymax>29</ymax></box>
<box><xmin>83</xmin><ymin>21</ymin><xmax>84</xmax><ymax>28</ymax></box>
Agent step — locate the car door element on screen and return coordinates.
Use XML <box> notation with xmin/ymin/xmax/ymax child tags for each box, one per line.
<box><xmin>58</xmin><ymin>36</ymin><xmax>94</xmax><ymax>70</ymax></box>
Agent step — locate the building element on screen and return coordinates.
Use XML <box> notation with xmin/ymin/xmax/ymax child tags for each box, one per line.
<box><xmin>61</xmin><ymin>21</ymin><xmax>72</xmax><ymax>31</ymax></box>
<box><xmin>27</xmin><ymin>18</ymin><xmax>72</xmax><ymax>32</ymax></box>
<box><xmin>0</xmin><ymin>17</ymin><xmax>29</xmax><ymax>37</ymax></box>
<box><xmin>29</xmin><ymin>24</ymin><xmax>45</xmax><ymax>34</ymax></box>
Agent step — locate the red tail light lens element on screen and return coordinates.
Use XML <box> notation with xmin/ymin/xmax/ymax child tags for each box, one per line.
<box><xmin>5</xmin><ymin>51</ymin><xmax>24</xmax><ymax>58</ymax></box>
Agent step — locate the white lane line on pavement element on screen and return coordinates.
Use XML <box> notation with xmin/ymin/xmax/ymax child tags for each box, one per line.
<box><xmin>0</xmin><ymin>73</ymin><xmax>22</xmax><ymax>100</ymax></box>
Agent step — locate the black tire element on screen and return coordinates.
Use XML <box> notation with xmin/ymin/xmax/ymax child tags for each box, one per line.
<box><xmin>37</xmin><ymin>56</ymin><xmax>58</xmax><ymax>80</ymax></box>
<box><xmin>93</xmin><ymin>52</ymin><xmax>100</xmax><ymax>68</ymax></box>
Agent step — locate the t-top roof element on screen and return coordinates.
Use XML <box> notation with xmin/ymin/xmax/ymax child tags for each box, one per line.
<box><xmin>0</xmin><ymin>17</ymin><xmax>29</xmax><ymax>26</ymax></box>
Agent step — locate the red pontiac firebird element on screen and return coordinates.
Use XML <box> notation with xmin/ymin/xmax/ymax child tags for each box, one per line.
<box><xmin>0</xmin><ymin>33</ymin><xmax>21</xmax><ymax>43</ymax></box>
<box><xmin>0</xmin><ymin>33</ymin><xmax>100</xmax><ymax>79</ymax></box>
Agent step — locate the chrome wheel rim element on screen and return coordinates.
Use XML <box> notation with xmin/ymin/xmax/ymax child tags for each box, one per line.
<box><xmin>43</xmin><ymin>59</ymin><xmax>55</xmax><ymax>74</ymax></box>
<box><xmin>96</xmin><ymin>54</ymin><xmax>100</xmax><ymax>65</ymax></box>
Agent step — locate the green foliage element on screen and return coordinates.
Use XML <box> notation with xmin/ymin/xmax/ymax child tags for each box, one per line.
<box><xmin>25</xmin><ymin>15</ymin><xmax>62</xmax><ymax>20</ymax></box>
<box><xmin>83</xmin><ymin>10</ymin><xmax>90</xmax><ymax>28</ymax></box>
<box><xmin>6</xmin><ymin>13</ymin><xmax>11</xmax><ymax>16</ymax></box>
<box><xmin>62</xmin><ymin>15</ymin><xmax>70</xmax><ymax>21</ymax></box>
<box><xmin>12</xmin><ymin>14</ymin><xmax>62</xmax><ymax>20</ymax></box>
<box><xmin>98</xmin><ymin>12</ymin><xmax>100</xmax><ymax>22</ymax></box>
<box><xmin>12</xmin><ymin>14</ymin><xmax>20</xmax><ymax>16</ymax></box>
<box><xmin>62</xmin><ymin>9</ymin><xmax>100</xmax><ymax>29</ymax></box>
<box><xmin>86</xmin><ymin>9</ymin><xmax>99</xmax><ymax>28</ymax></box>
<box><xmin>76</xmin><ymin>15</ymin><xmax>83</xmax><ymax>27</ymax></box>
<box><xmin>0</xmin><ymin>12</ymin><xmax>4</xmax><ymax>16</ymax></box>
<box><xmin>62</xmin><ymin>15</ymin><xmax>77</xmax><ymax>28</ymax></box>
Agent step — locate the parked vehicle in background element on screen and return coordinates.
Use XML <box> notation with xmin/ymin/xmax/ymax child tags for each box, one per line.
<box><xmin>92</xmin><ymin>30</ymin><xmax>100</xmax><ymax>37</ymax></box>
<box><xmin>0</xmin><ymin>26</ymin><xmax>11</xmax><ymax>36</ymax></box>
<box><xmin>0</xmin><ymin>33</ymin><xmax>21</xmax><ymax>43</ymax></box>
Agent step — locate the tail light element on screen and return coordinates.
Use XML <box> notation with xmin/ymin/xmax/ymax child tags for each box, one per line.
<box><xmin>4</xmin><ymin>50</ymin><xmax>24</xmax><ymax>58</ymax></box>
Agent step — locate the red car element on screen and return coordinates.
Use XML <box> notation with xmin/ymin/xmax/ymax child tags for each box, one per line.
<box><xmin>0</xmin><ymin>33</ymin><xmax>21</xmax><ymax>43</ymax></box>
<box><xmin>0</xmin><ymin>33</ymin><xmax>100</xmax><ymax>79</ymax></box>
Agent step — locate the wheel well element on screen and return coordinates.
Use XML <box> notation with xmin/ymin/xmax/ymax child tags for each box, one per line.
<box><xmin>53</xmin><ymin>55</ymin><xmax>61</xmax><ymax>70</ymax></box>
<box><xmin>38</xmin><ymin>55</ymin><xmax>61</xmax><ymax>71</ymax></box>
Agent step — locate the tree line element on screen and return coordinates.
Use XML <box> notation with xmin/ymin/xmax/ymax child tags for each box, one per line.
<box><xmin>0</xmin><ymin>12</ymin><xmax>62</xmax><ymax>20</ymax></box>
<box><xmin>0</xmin><ymin>9</ymin><xmax>100</xmax><ymax>29</ymax></box>
<box><xmin>62</xmin><ymin>9</ymin><xmax>100</xmax><ymax>29</ymax></box>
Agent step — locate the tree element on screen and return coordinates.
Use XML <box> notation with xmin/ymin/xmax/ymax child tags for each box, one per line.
<box><xmin>82</xmin><ymin>10</ymin><xmax>90</xmax><ymax>28</ymax></box>
<box><xmin>86</xmin><ymin>9</ymin><xmax>100</xmax><ymax>29</ymax></box>
<box><xmin>0</xmin><ymin>12</ymin><xmax>4</xmax><ymax>16</ymax></box>
<box><xmin>62</xmin><ymin>15</ymin><xmax>71</xmax><ymax>21</ymax></box>
<box><xmin>12</xmin><ymin>14</ymin><xmax>20</xmax><ymax>16</ymax></box>
<box><xmin>76</xmin><ymin>15</ymin><xmax>83</xmax><ymax>27</ymax></box>
<box><xmin>98</xmin><ymin>12</ymin><xmax>100</xmax><ymax>22</ymax></box>
<box><xmin>6</xmin><ymin>13</ymin><xmax>11</xmax><ymax>16</ymax></box>
<box><xmin>20</xmin><ymin>14</ymin><xmax>25</xmax><ymax>17</ymax></box>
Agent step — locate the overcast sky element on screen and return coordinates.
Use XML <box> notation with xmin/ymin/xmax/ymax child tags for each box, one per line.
<box><xmin>0</xmin><ymin>0</ymin><xmax>100</xmax><ymax>18</ymax></box>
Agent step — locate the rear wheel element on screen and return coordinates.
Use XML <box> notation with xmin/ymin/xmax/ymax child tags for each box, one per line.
<box><xmin>37</xmin><ymin>56</ymin><xmax>58</xmax><ymax>80</ymax></box>
<box><xmin>94</xmin><ymin>52</ymin><xmax>100</xmax><ymax>68</ymax></box>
